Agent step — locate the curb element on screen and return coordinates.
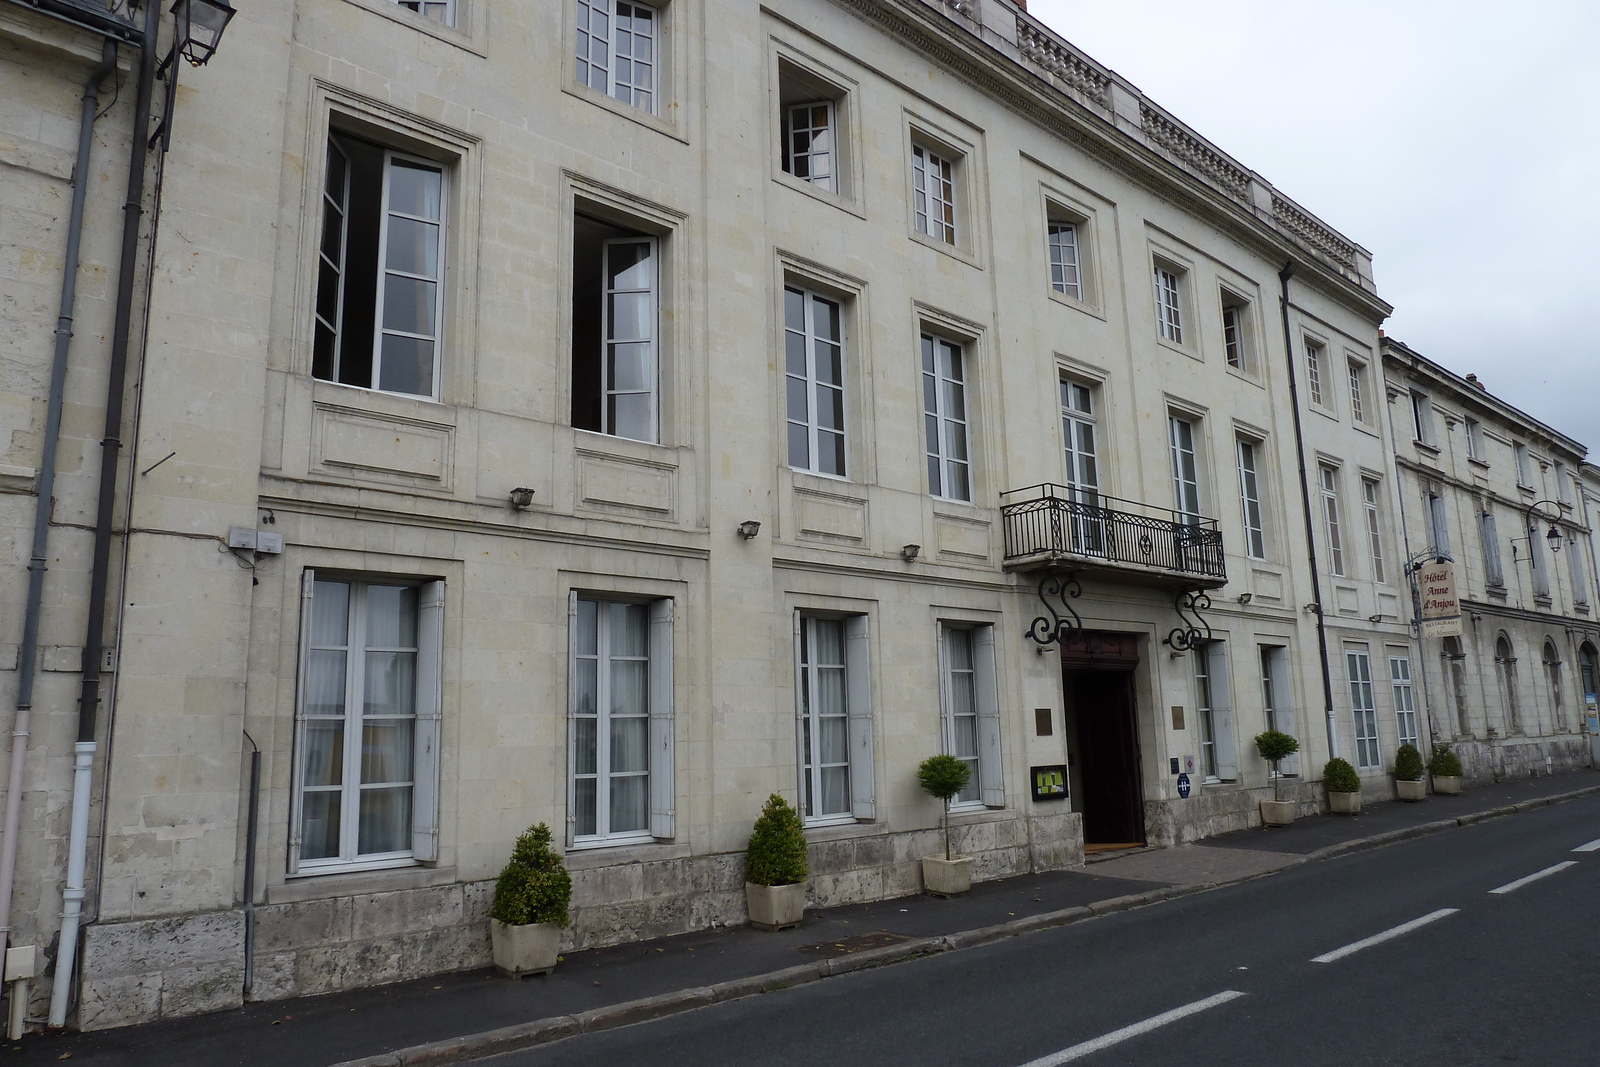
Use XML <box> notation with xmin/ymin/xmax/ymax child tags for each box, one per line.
<box><xmin>330</xmin><ymin>781</ymin><xmax>1600</xmax><ymax>1067</ymax></box>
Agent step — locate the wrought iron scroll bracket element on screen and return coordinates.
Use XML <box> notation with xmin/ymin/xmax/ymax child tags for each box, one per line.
<box><xmin>1164</xmin><ymin>588</ymin><xmax>1214</xmax><ymax>651</ymax></box>
<box><xmin>1026</xmin><ymin>572</ymin><xmax>1083</xmax><ymax>648</ymax></box>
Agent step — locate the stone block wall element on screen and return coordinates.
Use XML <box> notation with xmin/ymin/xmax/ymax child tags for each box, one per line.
<box><xmin>1456</xmin><ymin>736</ymin><xmax>1591</xmax><ymax>785</ymax></box>
<box><xmin>1147</xmin><ymin>780</ymin><xmax>1322</xmax><ymax>846</ymax></box>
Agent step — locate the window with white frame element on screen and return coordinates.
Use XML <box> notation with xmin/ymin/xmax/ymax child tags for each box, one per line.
<box><xmin>1347</xmin><ymin>648</ymin><xmax>1380</xmax><ymax>770</ymax></box>
<box><xmin>1193</xmin><ymin>641</ymin><xmax>1237</xmax><ymax>782</ymax></box>
<box><xmin>293</xmin><ymin>574</ymin><xmax>443</xmax><ymax>873</ymax></box>
<box><xmin>785</xmin><ymin>285</ymin><xmax>846</xmax><ymax>477</ymax></box>
<box><xmin>1426</xmin><ymin>491</ymin><xmax>1451</xmax><ymax>557</ymax></box>
<box><xmin>1154</xmin><ymin>264</ymin><xmax>1184</xmax><ymax>344</ymax></box>
<box><xmin>1390</xmin><ymin>653</ymin><xmax>1418</xmax><ymax>751</ymax></box>
<box><xmin>1305</xmin><ymin>340</ymin><xmax>1326</xmax><ymax>407</ymax></box>
<box><xmin>1481</xmin><ymin>509</ymin><xmax>1505</xmax><ymax>587</ymax></box>
<box><xmin>922</xmin><ymin>334</ymin><xmax>972</xmax><ymax>501</ymax></box>
<box><xmin>1513</xmin><ymin>442</ymin><xmax>1532</xmax><ymax>486</ymax></box>
<box><xmin>783</xmin><ymin>101</ymin><xmax>836</xmax><ymax>192</ymax></box>
<box><xmin>911</xmin><ymin>143</ymin><xmax>957</xmax><ymax>244</ymax></box>
<box><xmin>1169</xmin><ymin>414</ymin><xmax>1201</xmax><ymax>527</ymax></box>
<box><xmin>1220</xmin><ymin>292</ymin><xmax>1250</xmax><ymax>370</ymax></box>
<box><xmin>314</xmin><ymin>134</ymin><xmax>447</xmax><ymax>399</ymax></box>
<box><xmin>569</xmin><ymin>595</ymin><xmax>674</xmax><ymax>845</ymax></box>
<box><xmin>571</xmin><ymin>214</ymin><xmax>660</xmax><ymax>443</ymax></box>
<box><xmin>1411</xmin><ymin>390</ymin><xmax>1435</xmax><ymax>444</ymax></box>
<box><xmin>1363</xmin><ymin>477</ymin><xmax>1386</xmax><ymax>583</ymax></box>
<box><xmin>1347</xmin><ymin>359</ymin><xmax>1369</xmax><ymax>424</ymax></box>
<box><xmin>575</xmin><ymin>0</ymin><xmax>658</xmax><ymax>112</ymax></box>
<box><xmin>1061</xmin><ymin>379</ymin><xmax>1103</xmax><ymax>554</ymax></box>
<box><xmin>396</xmin><ymin>0</ymin><xmax>452</xmax><ymax>23</ymax></box>
<box><xmin>795</xmin><ymin>614</ymin><xmax>874</xmax><ymax>823</ymax></box>
<box><xmin>939</xmin><ymin>624</ymin><xmax>1002</xmax><ymax>809</ymax></box>
<box><xmin>1237</xmin><ymin>437</ymin><xmax>1266</xmax><ymax>560</ymax></box>
<box><xmin>1194</xmin><ymin>646</ymin><xmax>1217</xmax><ymax>781</ymax></box>
<box><xmin>1260</xmin><ymin>645</ymin><xmax>1297</xmax><ymax>774</ymax></box>
<box><xmin>1048</xmin><ymin>218</ymin><xmax>1082</xmax><ymax>300</ymax></box>
<box><xmin>1319</xmin><ymin>464</ymin><xmax>1344</xmax><ymax>576</ymax></box>
<box><xmin>1465</xmin><ymin>417</ymin><xmax>1484</xmax><ymax>461</ymax></box>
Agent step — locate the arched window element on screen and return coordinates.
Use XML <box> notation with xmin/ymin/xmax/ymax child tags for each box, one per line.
<box><xmin>1441</xmin><ymin>635</ymin><xmax>1468</xmax><ymax>737</ymax></box>
<box><xmin>1543</xmin><ymin>640</ymin><xmax>1565</xmax><ymax>731</ymax></box>
<box><xmin>1581</xmin><ymin>642</ymin><xmax>1599</xmax><ymax>728</ymax></box>
<box><xmin>1495</xmin><ymin>635</ymin><xmax>1520</xmax><ymax>735</ymax></box>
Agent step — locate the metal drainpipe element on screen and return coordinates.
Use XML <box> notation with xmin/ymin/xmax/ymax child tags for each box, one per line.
<box><xmin>48</xmin><ymin>0</ymin><xmax>162</xmax><ymax>1028</ymax></box>
<box><xmin>1277</xmin><ymin>263</ymin><xmax>1341</xmax><ymax>763</ymax></box>
<box><xmin>0</xmin><ymin>38</ymin><xmax>118</xmax><ymax>961</ymax></box>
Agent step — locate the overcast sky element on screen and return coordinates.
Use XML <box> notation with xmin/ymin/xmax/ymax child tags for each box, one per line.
<box><xmin>1027</xmin><ymin>0</ymin><xmax>1600</xmax><ymax>455</ymax></box>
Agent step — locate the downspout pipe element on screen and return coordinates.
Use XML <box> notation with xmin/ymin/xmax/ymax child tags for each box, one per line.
<box><xmin>49</xmin><ymin>0</ymin><xmax>162</xmax><ymax>1028</ymax></box>
<box><xmin>0</xmin><ymin>37</ymin><xmax>118</xmax><ymax>957</ymax></box>
<box><xmin>1278</xmin><ymin>262</ymin><xmax>1341</xmax><ymax>763</ymax></box>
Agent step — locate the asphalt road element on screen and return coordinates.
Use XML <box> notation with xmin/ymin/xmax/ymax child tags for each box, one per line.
<box><xmin>478</xmin><ymin>793</ymin><xmax>1600</xmax><ymax>1067</ymax></box>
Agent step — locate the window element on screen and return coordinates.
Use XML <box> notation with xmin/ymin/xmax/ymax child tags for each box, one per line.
<box><xmin>1543</xmin><ymin>641</ymin><xmax>1565</xmax><ymax>731</ymax></box>
<box><xmin>939</xmin><ymin>625</ymin><xmax>1002</xmax><ymax>809</ymax></box>
<box><xmin>1319</xmin><ymin>464</ymin><xmax>1344</xmax><ymax>576</ymax></box>
<box><xmin>1529</xmin><ymin>515</ymin><xmax>1552</xmax><ymax>599</ymax></box>
<box><xmin>1347</xmin><ymin>359</ymin><xmax>1368</xmax><ymax>423</ymax></box>
<box><xmin>1495</xmin><ymin>636</ymin><xmax>1521</xmax><ymax>733</ymax></box>
<box><xmin>1260</xmin><ymin>645</ymin><xmax>1296</xmax><ymax>776</ymax></box>
<box><xmin>1465</xmin><ymin>417</ymin><xmax>1484</xmax><ymax>461</ymax></box>
<box><xmin>1362</xmin><ymin>478</ymin><xmax>1386</xmax><ymax>583</ymax></box>
<box><xmin>1169</xmin><ymin>415</ymin><xmax>1201</xmax><ymax>526</ymax></box>
<box><xmin>1236</xmin><ymin>438</ymin><xmax>1266</xmax><ymax>560</ymax></box>
<box><xmin>1048</xmin><ymin>220</ymin><xmax>1082</xmax><ymax>300</ymax></box>
<box><xmin>1347</xmin><ymin>649</ymin><xmax>1380</xmax><ymax>770</ymax></box>
<box><xmin>1569</xmin><ymin>536</ymin><xmax>1590</xmax><ymax>607</ymax></box>
<box><xmin>575</xmin><ymin>0</ymin><xmax>658</xmax><ymax>112</ymax></box>
<box><xmin>785</xmin><ymin>286</ymin><xmax>846</xmax><ymax>476</ymax></box>
<box><xmin>1390</xmin><ymin>654</ymin><xmax>1418</xmax><ymax>751</ymax></box>
<box><xmin>571</xmin><ymin>215</ymin><xmax>660</xmax><ymax>443</ymax></box>
<box><xmin>795</xmin><ymin>614</ymin><xmax>873</xmax><ymax>823</ymax></box>
<box><xmin>570</xmin><ymin>596</ymin><xmax>674</xmax><ymax>845</ymax></box>
<box><xmin>1555</xmin><ymin>461</ymin><xmax>1570</xmax><ymax>503</ymax></box>
<box><xmin>922</xmin><ymin>334</ymin><xmax>972</xmax><ymax>501</ymax></box>
<box><xmin>396</xmin><ymin>0</ymin><xmax>452</xmax><ymax>22</ymax></box>
<box><xmin>782</xmin><ymin>101</ymin><xmax>836</xmax><ymax>192</ymax></box>
<box><xmin>1426</xmin><ymin>491</ymin><xmax>1451</xmax><ymax>557</ymax></box>
<box><xmin>1580</xmin><ymin>643</ymin><xmax>1598</xmax><ymax>719</ymax></box>
<box><xmin>912</xmin><ymin>143</ymin><xmax>957</xmax><ymax>244</ymax></box>
<box><xmin>1193</xmin><ymin>641</ymin><xmax>1236</xmax><ymax>781</ymax></box>
<box><xmin>1480</xmin><ymin>510</ymin><xmax>1505</xmax><ymax>588</ymax></box>
<box><xmin>1220</xmin><ymin>293</ymin><xmax>1250</xmax><ymax>370</ymax></box>
<box><xmin>1305</xmin><ymin>340</ymin><xmax>1325</xmax><ymax>407</ymax></box>
<box><xmin>293</xmin><ymin>574</ymin><xmax>443</xmax><ymax>873</ymax></box>
<box><xmin>1514</xmin><ymin>442</ymin><xmax>1532</xmax><ymax>486</ymax></box>
<box><xmin>314</xmin><ymin>135</ymin><xmax>446</xmax><ymax>399</ymax></box>
<box><xmin>1411</xmin><ymin>390</ymin><xmax>1434</xmax><ymax>444</ymax></box>
<box><xmin>1154</xmin><ymin>265</ymin><xmax>1184</xmax><ymax>344</ymax></box>
<box><xmin>1062</xmin><ymin>380</ymin><xmax>1102</xmax><ymax>553</ymax></box>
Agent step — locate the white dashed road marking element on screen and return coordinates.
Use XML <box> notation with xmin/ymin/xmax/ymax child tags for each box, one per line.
<box><xmin>1015</xmin><ymin>991</ymin><xmax>1247</xmax><ymax>1066</ymax></box>
<box><xmin>1489</xmin><ymin>861</ymin><xmax>1578</xmax><ymax>894</ymax></box>
<box><xmin>1311</xmin><ymin>909</ymin><xmax>1458</xmax><ymax>964</ymax></box>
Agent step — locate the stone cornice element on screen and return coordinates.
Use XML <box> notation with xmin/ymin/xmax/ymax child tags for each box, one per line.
<box><xmin>1393</xmin><ymin>456</ymin><xmax>1592</xmax><ymax>535</ymax></box>
<box><xmin>1460</xmin><ymin>597</ymin><xmax>1600</xmax><ymax>638</ymax></box>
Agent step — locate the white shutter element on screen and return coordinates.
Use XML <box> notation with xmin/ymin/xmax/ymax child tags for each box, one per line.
<box><xmin>410</xmin><ymin>581</ymin><xmax>445</xmax><ymax>861</ymax></box>
<box><xmin>565</xmin><ymin>591</ymin><xmax>580</xmax><ymax>847</ymax></box>
<box><xmin>844</xmin><ymin>614</ymin><xmax>875</xmax><ymax>820</ymax></box>
<box><xmin>973</xmin><ymin>625</ymin><xmax>1004</xmax><ymax>808</ymax></box>
<box><xmin>648</xmin><ymin>598</ymin><xmax>675</xmax><ymax>839</ymax></box>
<box><xmin>793</xmin><ymin>611</ymin><xmax>807</xmax><ymax>809</ymax></box>
<box><xmin>287</xmin><ymin>569</ymin><xmax>316</xmax><ymax>876</ymax></box>
<box><xmin>1207</xmin><ymin>642</ymin><xmax>1238</xmax><ymax>780</ymax></box>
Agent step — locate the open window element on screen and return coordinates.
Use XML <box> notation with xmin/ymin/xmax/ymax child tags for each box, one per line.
<box><xmin>778</xmin><ymin>59</ymin><xmax>848</xmax><ymax>196</ymax></box>
<box><xmin>1219</xmin><ymin>290</ymin><xmax>1253</xmax><ymax>372</ymax></box>
<box><xmin>572</xmin><ymin>213</ymin><xmax>661</xmax><ymax>443</ymax></box>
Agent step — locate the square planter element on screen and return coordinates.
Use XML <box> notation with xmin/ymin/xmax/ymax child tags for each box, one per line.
<box><xmin>746</xmin><ymin>881</ymin><xmax>806</xmax><ymax>931</ymax></box>
<box><xmin>1432</xmin><ymin>775</ymin><xmax>1462</xmax><ymax>795</ymax></box>
<box><xmin>490</xmin><ymin>919</ymin><xmax>561</xmax><ymax>978</ymax></box>
<box><xmin>1328</xmin><ymin>790</ymin><xmax>1362</xmax><ymax>814</ymax></box>
<box><xmin>1396</xmin><ymin>778</ymin><xmax>1427</xmax><ymax>802</ymax></box>
<box><xmin>1259</xmin><ymin>799</ymin><xmax>1296</xmax><ymax>826</ymax></box>
<box><xmin>921</xmin><ymin>855</ymin><xmax>974</xmax><ymax>897</ymax></box>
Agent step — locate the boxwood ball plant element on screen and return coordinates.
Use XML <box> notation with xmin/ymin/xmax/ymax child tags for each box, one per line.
<box><xmin>1323</xmin><ymin>757</ymin><xmax>1361</xmax><ymax>795</ymax></box>
<box><xmin>490</xmin><ymin>822</ymin><xmax>572</xmax><ymax>928</ymax></box>
<box><xmin>745</xmin><ymin>793</ymin><xmax>808</xmax><ymax>887</ymax></box>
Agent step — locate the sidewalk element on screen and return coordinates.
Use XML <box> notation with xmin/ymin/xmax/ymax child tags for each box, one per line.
<box><xmin>13</xmin><ymin>768</ymin><xmax>1599</xmax><ymax>1067</ymax></box>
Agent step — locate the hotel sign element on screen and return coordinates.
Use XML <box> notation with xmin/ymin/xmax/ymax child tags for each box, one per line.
<box><xmin>1418</xmin><ymin>561</ymin><xmax>1461</xmax><ymax>638</ymax></box>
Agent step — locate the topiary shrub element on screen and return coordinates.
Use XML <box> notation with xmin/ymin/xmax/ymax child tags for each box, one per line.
<box><xmin>1323</xmin><ymin>757</ymin><xmax>1361</xmax><ymax>794</ymax></box>
<box><xmin>489</xmin><ymin>823</ymin><xmax>572</xmax><ymax>927</ymax></box>
<box><xmin>1254</xmin><ymin>730</ymin><xmax>1300</xmax><ymax>802</ymax></box>
<box><xmin>917</xmin><ymin>754</ymin><xmax>973</xmax><ymax>860</ymax></box>
<box><xmin>744</xmin><ymin>793</ymin><xmax>808</xmax><ymax>887</ymax></box>
<box><xmin>1393</xmin><ymin>743</ymin><xmax>1425</xmax><ymax>782</ymax></box>
<box><xmin>1429</xmin><ymin>743</ymin><xmax>1463</xmax><ymax>777</ymax></box>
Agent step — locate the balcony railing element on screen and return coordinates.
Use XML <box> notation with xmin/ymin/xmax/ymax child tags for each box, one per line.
<box><xmin>1000</xmin><ymin>484</ymin><xmax>1226</xmax><ymax>583</ymax></box>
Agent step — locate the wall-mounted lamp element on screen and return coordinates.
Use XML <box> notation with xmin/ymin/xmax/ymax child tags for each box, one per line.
<box><xmin>901</xmin><ymin>544</ymin><xmax>921</xmax><ymax>562</ymax></box>
<box><xmin>1235</xmin><ymin>592</ymin><xmax>1253</xmax><ymax>605</ymax></box>
<box><xmin>737</xmin><ymin>520</ymin><xmax>762</xmax><ymax>540</ymax></box>
<box><xmin>172</xmin><ymin>0</ymin><xmax>237</xmax><ymax>66</ymax></box>
<box><xmin>1368</xmin><ymin>614</ymin><xmax>1384</xmax><ymax>624</ymax></box>
<box><xmin>508</xmin><ymin>487</ymin><xmax>535</xmax><ymax>509</ymax></box>
<box><xmin>1525</xmin><ymin>500</ymin><xmax>1565</xmax><ymax>555</ymax></box>
<box><xmin>1303</xmin><ymin>602</ymin><xmax>1322</xmax><ymax>615</ymax></box>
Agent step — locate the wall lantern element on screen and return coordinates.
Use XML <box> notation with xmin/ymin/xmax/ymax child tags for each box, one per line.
<box><xmin>736</xmin><ymin>520</ymin><xmax>761</xmax><ymax>540</ymax></box>
<box><xmin>172</xmin><ymin>0</ymin><xmax>237</xmax><ymax>67</ymax></box>
<box><xmin>508</xmin><ymin>487</ymin><xmax>535</xmax><ymax>510</ymax></box>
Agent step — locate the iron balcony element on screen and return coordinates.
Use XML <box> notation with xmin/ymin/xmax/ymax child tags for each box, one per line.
<box><xmin>1000</xmin><ymin>484</ymin><xmax>1228</xmax><ymax>587</ymax></box>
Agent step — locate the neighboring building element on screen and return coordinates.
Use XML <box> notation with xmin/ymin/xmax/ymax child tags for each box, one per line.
<box><xmin>1</xmin><ymin>0</ymin><xmax>1410</xmax><ymax>1030</ymax></box>
<box><xmin>1382</xmin><ymin>339</ymin><xmax>1600</xmax><ymax>782</ymax></box>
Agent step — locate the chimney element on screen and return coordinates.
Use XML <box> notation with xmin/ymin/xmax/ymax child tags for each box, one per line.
<box><xmin>1015</xmin><ymin>0</ymin><xmax>1027</xmax><ymax>9</ymax></box>
<box><xmin>1464</xmin><ymin>373</ymin><xmax>1488</xmax><ymax>391</ymax></box>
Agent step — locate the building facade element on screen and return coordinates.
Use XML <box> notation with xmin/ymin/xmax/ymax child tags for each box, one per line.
<box><xmin>1382</xmin><ymin>339</ymin><xmax>1600</xmax><ymax>783</ymax></box>
<box><xmin>1</xmin><ymin>0</ymin><xmax>1424</xmax><ymax>1031</ymax></box>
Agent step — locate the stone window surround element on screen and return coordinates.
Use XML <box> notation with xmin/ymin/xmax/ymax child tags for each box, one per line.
<box><xmin>770</xmin><ymin>42</ymin><xmax>864</xmax><ymax>215</ymax></box>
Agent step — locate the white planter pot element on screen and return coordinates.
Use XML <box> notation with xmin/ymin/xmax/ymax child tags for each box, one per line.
<box><xmin>745</xmin><ymin>881</ymin><xmax>806</xmax><ymax>930</ymax></box>
<box><xmin>1396</xmin><ymin>778</ymin><xmax>1427</xmax><ymax>802</ymax></box>
<box><xmin>1259</xmin><ymin>799</ymin><xmax>1296</xmax><ymax>826</ymax></box>
<box><xmin>921</xmin><ymin>855</ymin><xmax>974</xmax><ymax>897</ymax></box>
<box><xmin>490</xmin><ymin>918</ymin><xmax>561</xmax><ymax>978</ymax></box>
<box><xmin>1432</xmin><ymin>775</ymin><xmax>1462</xmax><ymax>795</ymax></box>
<box><xmin>1328</xmin><ymin>790</ymin><xmax>1362</xmax><ymax>814</ymax></box>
